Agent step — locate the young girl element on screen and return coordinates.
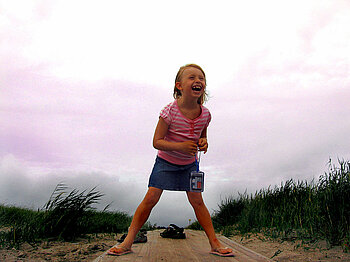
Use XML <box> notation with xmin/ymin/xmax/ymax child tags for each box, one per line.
<box><xmin>107</xmin><ymin>64</ymin><xmax>234</xmax><ymax>257</ymax></box>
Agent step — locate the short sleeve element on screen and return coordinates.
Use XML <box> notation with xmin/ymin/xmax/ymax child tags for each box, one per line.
<box><xmin>206</xmin><ymin>111</ymin><xmax>211</xmax><ymax>127</ymax></box>
<box><xmin>159</xmin><ymin>103</ymin><xmax>172</xmax><ymax>125</ymax></box>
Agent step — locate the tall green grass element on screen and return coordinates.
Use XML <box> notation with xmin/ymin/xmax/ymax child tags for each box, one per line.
<box><xmin>0</xmin><ymin>184</ymin><xmax>131</xmax><ymax>248</ymax></box>
<box><xmin>211</xmin><ymin>159</ymin><xmax>350</xmax><ymax>249</ymax></box>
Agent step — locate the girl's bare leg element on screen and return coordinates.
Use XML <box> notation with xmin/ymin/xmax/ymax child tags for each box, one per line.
<box><xmin>186</xmin><ymin>191</ymin><xmax>233</xmax><ymax>254</ymax></box>
<box><xmin>113</xmin><ymin>187</ymin><xmax>163</xmax><ymax>251</ymax></box>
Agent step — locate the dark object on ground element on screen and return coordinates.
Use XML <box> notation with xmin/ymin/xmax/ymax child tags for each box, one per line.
<box><xmin>118</xmin><ymin>230</ymin><xmax>147</xmax><ymax>243</ymax></box>
<box><xmin>160</xmin><ymin>224</ymin><xmax>186</xmax><ymax>239</ymax></box>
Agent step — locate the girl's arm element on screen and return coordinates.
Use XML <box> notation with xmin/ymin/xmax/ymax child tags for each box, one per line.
<box><xmin>198</xmin><ymin>127</ymin><xmax>208</xmax><ymax>154</ymax></box>
<box><xmin>153</xmin><ymin>117</ymin><xmax>198</xmax><ymax>156</ymax></box>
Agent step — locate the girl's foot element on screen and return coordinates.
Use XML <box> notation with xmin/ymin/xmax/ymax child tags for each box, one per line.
<box><xmin>107</xmin><ymin>245</ymin><xmax>132</xmax><ymax>256</ymax></box>
<box><xmin>210</xmin><ymin>247</ymin><xmax>235</xmax><ymax>257</ymax></box>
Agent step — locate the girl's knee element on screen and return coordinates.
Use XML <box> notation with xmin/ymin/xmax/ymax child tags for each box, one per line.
<box><xmin>142</xmin><ymin>188</ymin><xmax>162</xmax><ymax>207</ymax></box>
<box><xmin>143</xmin><ymin>195</ymin><xmax>158</xmax><ymax>207</ymax></box>
<box><xmin>187</xmin><ymin>192</ymin><xmax>205</xmax><ymax>208</ymax></box>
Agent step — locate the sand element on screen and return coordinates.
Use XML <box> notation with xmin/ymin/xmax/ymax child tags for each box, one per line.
<box><xmin>1</xmin><ymin>232</ymin><xmax>349</xmax><ymax>261</ymax></box>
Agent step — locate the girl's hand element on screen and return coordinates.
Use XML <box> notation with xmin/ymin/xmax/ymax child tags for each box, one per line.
<box><xmin>198</xmin><ymin>138</ymin><xmax>208</xmax><ymax>154</ymax></box>
<box><xmin>178</xmin><ymin>141</ymin><xmax>198</xmax><ymax>156</ymax></box>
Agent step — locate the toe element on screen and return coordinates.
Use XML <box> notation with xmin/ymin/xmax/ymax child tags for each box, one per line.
<box><xmin>217</xmin><ymin>247</ymin><xmax>233</xmax><ymax>254</ymax></box>
<box><xmin>108</xmin><ymin>246</ymin><xmax>129</xmax><ymax>254</ymax></box>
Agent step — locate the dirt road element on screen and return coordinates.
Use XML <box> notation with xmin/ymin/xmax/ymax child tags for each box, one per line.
<box><xmin>95</xmin><ymin>230</ymin><xmax>272</xmax><ymax>262</ymax></box>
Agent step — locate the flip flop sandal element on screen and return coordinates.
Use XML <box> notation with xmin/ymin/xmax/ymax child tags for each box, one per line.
<box><xmin>169</xmin><ymin>224</ymin><xmax>181</xmax><ymax>230</ymax></box>
<box><xmin>134</xmin><ymin>233</ymin><xmax>147</xmax><ymax>243</ymax></box>
<box><xmin>118</xmin><ymin>232</ymin><xmax>148</xmax><ymax>243</ymax></box>
<box><xmin>107</xmin><ymin>246</ymin><xmax>132</xmax><ymax>256</ymax></box>
<box><xmin>117</xmin><ymin>233</ymin><xmax>127</xmax><ymax>243</ymax></box>
<box><xmin>160</xmin><ymin>227</ymin><xmax>174</xmax><ymax>238</ymax></box>
<box><xmin>172</xmin><ymin>230</ymin><xmax>186</xmax><ymax>239</ymax></box>
<box><xmin>210</xmin><ymin>247</ymin><xmax>235</xmax><ymax>257</ymax></box>
<box><xmin>160</xmin><ymin>225</ymin><xmax>186</xmax><ymax>239</ymax></box>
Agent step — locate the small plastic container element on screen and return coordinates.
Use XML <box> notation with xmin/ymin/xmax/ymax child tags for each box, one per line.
<box><xmin>190</xmin><ymin>171</ymin><xmax>205</xmax><ymax>192</ymax></box>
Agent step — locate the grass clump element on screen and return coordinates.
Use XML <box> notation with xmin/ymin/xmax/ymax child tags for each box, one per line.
<box><xmin>318</xmin><ymin>159</ymin><xmax>350</xmax><ymax>246</ymax></box>
<box><xmin>0</xmin><ymin>206</ymin><xmax>40</xmax><ymax>248</ymax></box>
<box><xmin>187</xmin><ymin>220</ymin><xmax>202</xmax><ymax>230</ymax></box>
<box><xmin>193</xmin><ymin>158</ymin><xmax>349</xmax><ymax>250</ymax></box>
<box><xmin>0</xmin><ymin>184</ymin><xmax>131</xmax><ymax>248</ymax></box>
<box><xmin>41</xmin><ymin>183</ymin><xmax>104</xmax><ymax>240</ymax></box>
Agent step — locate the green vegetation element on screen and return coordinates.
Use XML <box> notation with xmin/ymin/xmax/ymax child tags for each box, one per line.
<box><xmin>0</xmin><ymin>184</ymin><xmax>131</xmax><ymax>248</ymax></box>
<box><xmin>208</xmin><ymin>159</ymin><xmax>350</xmax><ymax>251</ymax></box>
<box><xmin>2</xmin><ymin>159</ymin><xmax>349</xmax><ymax>252</ymax></box>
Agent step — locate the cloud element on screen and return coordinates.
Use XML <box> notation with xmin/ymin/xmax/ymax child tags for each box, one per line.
<box><xmin>0</xmin><ymin>154</ymin><xmax>217</xmax><ymax>227</ymax></box>
<box><xmin>1</xmin><ymin>0</ymin><xmax>350</xmax><ymax>228</ymax></box>
<box><xmin>205</xmin><ymin>38</ymin><xmax>350</xmax><ymax>188</ymax></box>
<box><xmin>1</xmin><ymin>58</ymin><xmax>171</xmax><ymax>167</ymax></box>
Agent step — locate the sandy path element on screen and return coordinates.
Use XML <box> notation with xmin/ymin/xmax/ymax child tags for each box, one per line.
<box><xmin>1</xmin><ymin>231</ymin><xmax>349</xmax><ymax>261</ymax></box>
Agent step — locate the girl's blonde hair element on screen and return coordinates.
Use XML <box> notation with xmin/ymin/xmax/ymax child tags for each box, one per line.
<box><xmin>173</xmin><ymin>64</ymin><xmax>208</xmax><ymax>105</ymax></box>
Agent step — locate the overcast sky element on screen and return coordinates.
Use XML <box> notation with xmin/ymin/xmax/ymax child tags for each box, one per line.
<box><xmin>1</xmin><ymin>0</ymin><xmax>350</xmax><ymax>227</ymax></box>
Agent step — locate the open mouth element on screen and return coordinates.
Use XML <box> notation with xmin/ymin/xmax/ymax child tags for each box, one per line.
<box><xmin>192</xmin><ymin>86</ymin><xmax>202</xmax><ymax>92</ymax></box>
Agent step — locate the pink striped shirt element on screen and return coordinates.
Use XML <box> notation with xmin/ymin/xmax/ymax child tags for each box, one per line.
<box><xmin>157</xmin><ymin>100</ymin><xmax>211</xmax><ymax>165</ymax></box>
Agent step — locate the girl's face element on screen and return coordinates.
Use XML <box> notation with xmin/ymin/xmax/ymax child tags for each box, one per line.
<box><xmin>176</xmin><ymin>67</ymin><xmax>206</xmax><ymax>100</ymax></box>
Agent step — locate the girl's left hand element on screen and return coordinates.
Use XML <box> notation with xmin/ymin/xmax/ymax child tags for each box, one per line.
<box><xmin>198</xmin><ymin>138</ymin><xmax>208</xmax><ymax>154</ymax></box>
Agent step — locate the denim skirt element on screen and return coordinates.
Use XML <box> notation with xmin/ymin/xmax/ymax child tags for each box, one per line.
<box><xmin>148</xmin><ymin>156</ymin><xmax>197</xmax><ymax>191</ymax></box>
